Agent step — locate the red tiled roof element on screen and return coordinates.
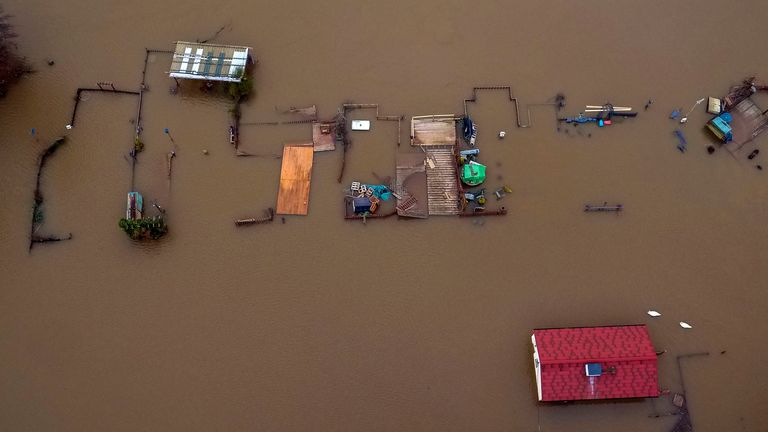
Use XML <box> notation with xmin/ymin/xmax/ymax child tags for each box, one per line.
<box><xmin>533</xmin><ymin>325</ymin><xmax>659</xmax><ymax>402</ymax></box>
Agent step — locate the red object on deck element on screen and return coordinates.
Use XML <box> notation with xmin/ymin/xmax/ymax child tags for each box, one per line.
<box><xmin>532</xmin><ymin>325</ymin><xmax>659</xmax><ymax>402</ymax></box>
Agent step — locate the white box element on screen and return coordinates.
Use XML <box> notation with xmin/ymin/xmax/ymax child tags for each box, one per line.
<box><xmin>351</xmin><ymin>120</ymin><xmax>371</xmax><ymax>131</ymax></box>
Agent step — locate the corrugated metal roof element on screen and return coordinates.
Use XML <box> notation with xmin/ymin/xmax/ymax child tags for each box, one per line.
<box><xmin>169</xmin><ymin>41</ymin><xmax>251</xmax><ymax>82</ymax></box>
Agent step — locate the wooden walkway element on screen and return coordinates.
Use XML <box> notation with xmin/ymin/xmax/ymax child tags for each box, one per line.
<box><xmin>425</xmin><ymin>147</ymin><xmax>460</xmax><ymax>215</ymax></box>
<box><xmin>276</xmin><ymin>144</ymin><xmax>314</xmax><ymax>215</ymax></box>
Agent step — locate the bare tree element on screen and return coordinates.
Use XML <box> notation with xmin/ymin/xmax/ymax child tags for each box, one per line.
<box><xmin>0</xmin><ymin>6</ymin><xmax>29</xmax><ymax>97</ymax></box>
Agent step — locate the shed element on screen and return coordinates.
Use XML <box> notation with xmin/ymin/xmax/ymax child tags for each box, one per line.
<box><xmin>169</xmin><ymin>41</ymin><xmax>251</xmax><ymax>82</ymax></box>
<box><xmin>531</xmin><ymin>325</ymin><xmax>659</xmax><ymax>402</ymax></box>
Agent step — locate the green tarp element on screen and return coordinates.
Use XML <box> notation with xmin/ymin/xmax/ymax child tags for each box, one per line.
<box><xmin>461</xmin><ymin>162</ymin><xmax>486</xmax><ymax>186</ymax></box>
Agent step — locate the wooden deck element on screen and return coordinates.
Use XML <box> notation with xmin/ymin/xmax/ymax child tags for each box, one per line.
<box><xmin>395</xmin><ymin>153</ymin><xmax>428</xmax><ymax>218</ymax></box>
<box><xmin>276</xmin><ymin>144</ymin><xmax>314</xmax><ymax>215</ymax></box>
<box><xmin>411</xmin><ymin>115</ymin><xmax>457</xmax><ymax>146</ymax></box>
<box><xmin>425</xmin><ymin>147</ymin><xmax>461</xmax><ymax>215</ymax></box>
<box><xmin>312</xmin><ymin>122</ymin><xmax>336</xmax><ymax>152</ymax></box>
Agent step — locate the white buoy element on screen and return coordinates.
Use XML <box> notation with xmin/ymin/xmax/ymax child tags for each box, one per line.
<box><xmin>679</xmin><ymin>321</ymin><xmax>693</xmax><ymax>329</ymax></box>
<box><xmin>647</xmin><ymin>310</ymin><xmax>662</xmax><ymax>317</ymax></box>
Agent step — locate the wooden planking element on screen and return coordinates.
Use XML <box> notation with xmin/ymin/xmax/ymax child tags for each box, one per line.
<box><xmin>425</xmin><ymin>147</ymin><xmax>460</xmax><ymax>215</ymax></box>
<box><xmin>411</xmin><ymin>116</ymin><xmax>457</xmax><ymax>146</ymax></box>
<box><xmin>276</xmin><ymin>144</ymin><xmax>314</xmax><ymax>215</ymax></box>
<box><xmin>724</xmin><ymin>98</ymin><xmax>768</xmax><ymax>156</ymax></box>
<box><xmin>395</xmin><ymin>152</ymin><xmax>428</xmax><ymax>218</ymax></box>
<box><xmin>312</xmin><ymin>122</ymin><xmax>336</xmax><ymax>152</ymax></box>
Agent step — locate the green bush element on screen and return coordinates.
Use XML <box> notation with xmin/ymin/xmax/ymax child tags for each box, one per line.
<box><xmin>32</xmin><ymin>200</ymin><xmax>43</xmax><ymax>224</ymax></box>
<box><xmin>227</xmin><ymin>68</ymin><xmax>253</xmax><ymax>102</ymax></box>
<box><xmin>119</xmin><ymin>216</ymin><xmax>167</xmax><ymax>240</ymax></box>
<box><xmin>134</xmin><ymin>136</ymin><xmax>144</xmax><ymax>153</ymax></box>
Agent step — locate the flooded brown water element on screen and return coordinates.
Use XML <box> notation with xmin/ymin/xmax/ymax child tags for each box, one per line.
<box><xmin>1</xmin><ymin>1</ymin><xmax>768</xmax><ymax>430</ymax></box>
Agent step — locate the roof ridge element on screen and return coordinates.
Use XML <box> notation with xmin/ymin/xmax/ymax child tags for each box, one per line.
<box><xmin>539</xmin><ymin>355</ymin><xmax>658</xmax><ymax>365</ymax></box>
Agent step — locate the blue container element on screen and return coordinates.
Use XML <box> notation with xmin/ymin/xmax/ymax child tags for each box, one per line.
<box><xmin>352</xmin><ymin>197</ymin><xmax>372</xmax><ymax>214</ymax></box>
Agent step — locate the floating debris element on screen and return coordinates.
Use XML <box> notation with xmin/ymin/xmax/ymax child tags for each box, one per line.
<box><xmin>679</xmin><ymin>97</ymin><xmax>706</xmax><ymax>124</ymax></box>
<box><xmin>707</xmin><ymin>97</ymin><xmax>723</xmax><ymax>115</ymax></box>
<box><xmin>674</xmin><ymin>130</ymin><xmax>687</xmax><ymax>153</ymax></box>
<box><xmin>647</xmin><ymin>310</ymin><xmax>662</xmax><ymax>317</ymax></box>
<box><xmin>679</xmin><ymin>322</ymin><xmax>693</xmax><ymax>329</ymax></box>
<box><xmin>235</xmin><ymin>208</ymin><xmax>275</xmax><ymax>226</ymax></box>
<box><xmin>494</xmin><ymin>185</ymin><xmax>512</xmax><ymax>200</ymax></box>
<box><xmin>584</xmin><ymin>202</ymin><xmax>623</xmax><ymax>212</ymax></box>
<box><xmin>644</xmin><ymin>99</ymin><xmax>653</xmax><ymax>110</ymax></box>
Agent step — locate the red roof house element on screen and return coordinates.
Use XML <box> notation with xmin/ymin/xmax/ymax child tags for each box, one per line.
<box><xmin>531</xmin><ymin>325</ymin><xmax>659</xmax><ymax>402</ymax></box>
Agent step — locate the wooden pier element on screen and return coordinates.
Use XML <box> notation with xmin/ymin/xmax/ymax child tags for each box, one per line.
<box><xmin>425</xmin><ymin>147</ymin><xmax>461</xmax><ymax>215</ymax></box>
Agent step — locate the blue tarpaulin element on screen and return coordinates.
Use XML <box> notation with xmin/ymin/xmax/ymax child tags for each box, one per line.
<box><xmin>362</xmin><ymin>184</ymin><xmax>392</xmax><ymax>201</ymax></box>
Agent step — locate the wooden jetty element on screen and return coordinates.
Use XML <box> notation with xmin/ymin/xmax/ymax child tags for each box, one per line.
<box><xmin>425</xmin><ymin>147</ymin><xmax>461</xmax><ymax>215</ymax></box>
<box><xmin>411</xmin><ymin>115</ymin><xmax>457</xmax><ymax>146</ymax></box>
<box><xmin>276</xmin><ymin>144</ymin><xmax>314</xmax><ymax>215</ymax></box>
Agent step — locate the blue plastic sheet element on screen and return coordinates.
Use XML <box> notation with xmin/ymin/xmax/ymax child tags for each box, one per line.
<box><xmin>362</xmin><ymin>184</ymin><xmax>392</xmax><ymax>201</ymax></box>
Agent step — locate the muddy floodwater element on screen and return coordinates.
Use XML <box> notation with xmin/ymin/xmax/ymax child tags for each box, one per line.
<box><xmin>1</xmin><ymin>1</ymin><xmax>767</xmax><ymax>431</ymax></box>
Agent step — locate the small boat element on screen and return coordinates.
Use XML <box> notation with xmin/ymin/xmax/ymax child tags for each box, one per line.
<box><xmin>559</xmin><ymin>114</ymin><xmax>598</xmax><ymax>124</ymax></box>
<box><xmin>647</xmin><ymin>310</ymin><xmax>662</xmax><ymax>317</ymax></box>
<box><xmin>462</xmin><ymin>116</ymin><xmax>475</xmax><ymax>139</ymax></box>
